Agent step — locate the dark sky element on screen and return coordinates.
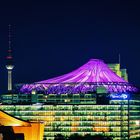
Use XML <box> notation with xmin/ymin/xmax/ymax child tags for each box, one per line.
<box><xmin>0</xmin><ymin>0</ymin><xmax>140</xmax><ymax>93</ymax></box>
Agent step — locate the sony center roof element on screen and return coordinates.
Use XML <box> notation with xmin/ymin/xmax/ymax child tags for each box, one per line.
<box><xmin>20</xmin><ymin>59</ymin><xmax>137</xmax><ymax>93</ymax></box>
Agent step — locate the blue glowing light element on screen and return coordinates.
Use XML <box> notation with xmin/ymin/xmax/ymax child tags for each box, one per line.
<box><xmin>110</xmin><ymin>93</ymin><xmax>129</xmax><ymax>99</ymax></box>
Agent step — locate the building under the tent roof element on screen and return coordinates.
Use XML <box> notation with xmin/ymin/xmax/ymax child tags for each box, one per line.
<box><xmin>0</xmin><ymin>59</ymin><xmax>139</xmax><ymax>140</ymax></box>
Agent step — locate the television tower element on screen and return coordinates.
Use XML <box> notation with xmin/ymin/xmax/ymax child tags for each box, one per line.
<box><xmin>6</xmin><ymin>24</ymin><xmax>14</xmax><ymax>91</ymax></box>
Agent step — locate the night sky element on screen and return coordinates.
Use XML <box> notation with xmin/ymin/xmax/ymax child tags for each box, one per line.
<box><xmin>0</xmin><ymin>1</ymin><xmax>140</xmax><ymax>93</ymax></box>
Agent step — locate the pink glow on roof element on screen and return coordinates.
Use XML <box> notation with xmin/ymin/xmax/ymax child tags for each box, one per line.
<box><xmin>20</xmin><ymin>59</ymin><xmax>137</xmax><ymax>93</ymax></box>
<box><xmin>37</xmin><ymin>59</ymin><xmax>126</xmax><ymax>84</ymax></box>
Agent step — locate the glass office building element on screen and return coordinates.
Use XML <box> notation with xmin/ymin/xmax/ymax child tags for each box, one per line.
<box><xmin>0</xmin><ymin>59</ymin><xmax>139</xmax><ymax>140</ymax></box>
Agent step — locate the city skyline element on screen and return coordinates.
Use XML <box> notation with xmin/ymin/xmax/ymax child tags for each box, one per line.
<box><xmin>0</xmin><ymin>1</ymin><xmax>140</xmax><ymax>93</ymax></box>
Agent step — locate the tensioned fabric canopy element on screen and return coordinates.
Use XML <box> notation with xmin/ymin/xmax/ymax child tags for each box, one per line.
<box><xmin>20</xmin><ymin>59</ymin><xmax>137</xmax><ymax>93</ymax></box>
<box><xmin>38</xmin><ymin>59</ymin><xmax>126</xmax><ymax>83</ymax></box>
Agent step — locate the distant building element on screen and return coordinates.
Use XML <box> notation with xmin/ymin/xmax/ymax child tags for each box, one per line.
<box><xmin>0</xmin><ymin>59</ymin><xmax>139</xmax><ymax>140</ymax></box>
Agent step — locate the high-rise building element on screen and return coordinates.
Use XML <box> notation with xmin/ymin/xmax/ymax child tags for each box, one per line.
<box><xmin>0</xmin><ymin>59</ymin><xmax>139</xmax><ymax>140</ymax></box>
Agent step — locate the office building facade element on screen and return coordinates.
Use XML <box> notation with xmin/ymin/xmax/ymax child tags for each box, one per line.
<box><xmin>0</xmin><ymin>59</ymin><xmax>139</xmax><ymax>140</ymax></box>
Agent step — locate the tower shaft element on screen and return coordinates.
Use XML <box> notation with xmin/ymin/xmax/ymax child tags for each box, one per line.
<box><xmin>8</xmin><ymin>70</ymin><xmax>12</xmax><ymax>91</ymax></box>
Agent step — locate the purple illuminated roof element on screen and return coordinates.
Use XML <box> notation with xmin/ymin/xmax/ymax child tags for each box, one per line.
<box><xmin>20</xmin><ymin>59</ymin><xmax>137</xmax><ymax>93</ymax></box>
<box><xmin>38</xmin><ymin>59</ymin><xmax>126</xmax><ymax>83</ymax></box>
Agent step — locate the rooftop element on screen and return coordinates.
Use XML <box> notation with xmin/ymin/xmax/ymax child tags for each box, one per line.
<box><xmin>20</xmin><ymin>59</ymin><xmax>137</xmax><ymax>93</ymax></box>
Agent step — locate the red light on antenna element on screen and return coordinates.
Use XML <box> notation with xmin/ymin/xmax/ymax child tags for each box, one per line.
<box><xmin>8</xmin><ymin>49</ymin><xmax>12</xmax><ymax>53</ymax></box>
<box><xmin>6</xmin><ymin>56</ymin><xmax>13</xmax><ymax>59</ymax></box>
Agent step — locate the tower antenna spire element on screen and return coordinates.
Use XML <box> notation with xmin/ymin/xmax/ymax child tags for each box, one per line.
<box><xmin>8</xmin><ymin>24</ymin><xmax>11</xmax><ymax>50</ymax></box>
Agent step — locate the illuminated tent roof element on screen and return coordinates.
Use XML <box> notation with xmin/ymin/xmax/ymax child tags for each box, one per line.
<box><xmin>38</xmin><ymin>59</ymin><xmax>126</xmax><ymax>83</ymax></box>
<box><xmin>20</xmin><ymin>59</ymin><xmax>137</xmax><ymax>93</ymax></box>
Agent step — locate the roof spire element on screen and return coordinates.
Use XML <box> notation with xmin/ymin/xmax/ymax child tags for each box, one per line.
<box><xmin>118</xmin><ymin>53</ymin><xmax>121</xmax><ymax>65</ymax></box>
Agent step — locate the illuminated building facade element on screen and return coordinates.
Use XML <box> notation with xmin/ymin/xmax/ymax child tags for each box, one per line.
<box><xmin>0</xmin><ymin>59</ymin><xmax>139</xmax><ymax>140</ymax></box>
<box><xmin>0</xmin><ymin>110</ymin><xmax>44</xmax><ymax>140</ymax></box>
